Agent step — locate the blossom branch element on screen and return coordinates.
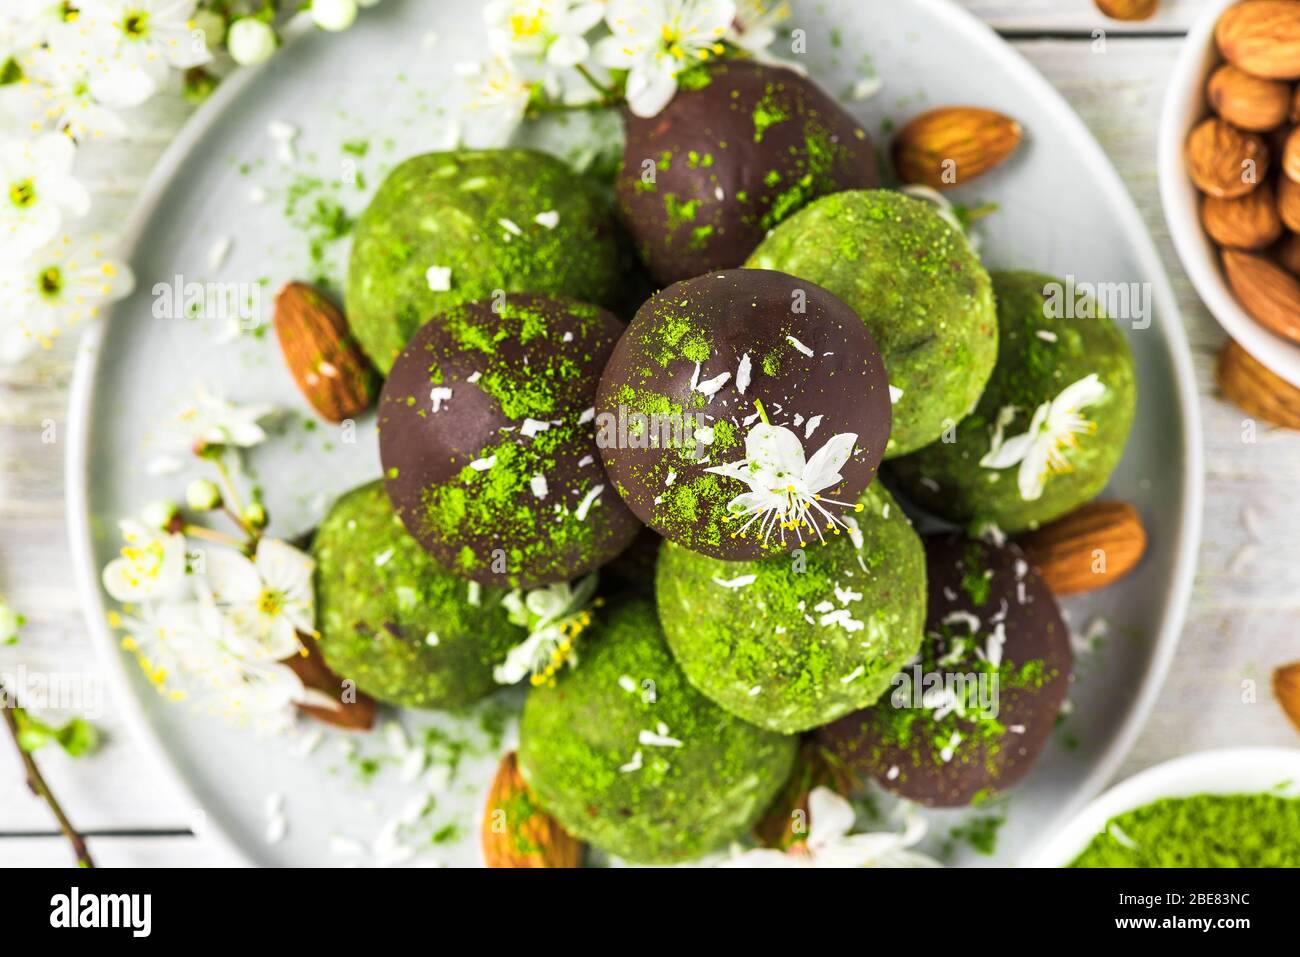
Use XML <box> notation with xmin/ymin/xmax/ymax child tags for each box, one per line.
<box><xmin>0</xmin><ymin>684</ymin><xmax>95</xmax><ymax>868</ymax></box>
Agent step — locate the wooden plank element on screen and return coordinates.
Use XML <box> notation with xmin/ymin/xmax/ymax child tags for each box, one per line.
<box><xmin>958</xmin><ymin>0</ymin><xmax>1206</xmax><ymax>33</ymax></box>
<box><xmin>0</xmin><ymin>834</ymin><xmax>237</xmax><ymax>867</ymax></box>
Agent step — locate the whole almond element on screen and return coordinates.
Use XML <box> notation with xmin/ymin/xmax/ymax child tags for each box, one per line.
<box><xmin>1280</xmin><ymin>174</ymin><xmax>1300</xmax><ymax>231</ymax></box>
<box><xmin>1019</xmin><ymin>502</ymin><xmax>1147</xmax><ymax>596</ymax></box>
<box><xmin>1223</xmin><ymin>248</ymin><xmax>1300</xmax><ymax>341</ymax></box>
<box><xmin>1187</xmin><ymin>118</ymin><xmax>1270</xmax><ymax>198</ymax></box>
<box><xmin>753</xmin><ymin>742</ymin><xmax>857</xmax><ymax>851</ymax></box>
<box><xmin>892</xmin><ymin>107</ymin><xmax>1023</xmax><ymax>191</ymax></box>
<box><xmin>1202</xmin><ymin>181</ymin><xmax>1283</xmax><ymax>248</ymax></box>
<box><xmin>1215</xmin><ymin>337</ymin><xmax>1300</xmax><ymax>428</ymax></box>
<box><xmin>482</xmin><ymin>752</ymin><xmax>581</xmax><ymax>868</ymax></box>
<box><xmin>274</xmin><ymin>281</ymin><xmax>377</xmax><ymax>423</ymax></box>
<box><xmin>1095</xmin><ymin>0</ymin><xmax>1157</xmax><ymax>21</ymax></box>
<box><xmin>1274</xmin><ymin>662</ymin><xmax>1300</xmax><ymax>733</ymax></box>
<box><xmin>1207</xmin><ymin>64</ymin><xmax>1291</xmax><ymax>131</ymax></box>
<box><xmin>1216</xmin><ymin>1</ymin><xmax>1300</xmax><ymax>80</ymax></box>
<box><xmin>282</xmin><ymin>636</ymin><xmax>377</xmax><ymax>731</ymax></box>
<box><xmin>1285</xmin><ymin>126</ymin><xmax>1300</xmax><ymax>180</ymax></box>
<box><xmin>1277</xmin><ymin>231</ymin><xmax>1300</xmax><ymax>274</ymax></box>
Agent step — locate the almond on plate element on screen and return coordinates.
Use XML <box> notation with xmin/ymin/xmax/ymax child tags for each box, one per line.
<box><xmin>1207</xmin><ymin>64</ymin><xmax>1292</xmax><ymax>131</ymax></box>
<box><xmin>1186</xmin><ymin>118</ymin><xmax>1270</xmax><ymax>198</ymax></box>
<box><xmin>481</xmin><ymin>752</ymin><xmax>582</xmax><ymax>868</ymax></box>
<box><xmin>1202</xmin><ymin>181</ymin><xmax>1283</xmax><ymax>249</ymax></box>
<box><xmin>1216</xmin><ymin>1</ymin><xmax>1300</xmax><ymax>81</ymax></box>
<box><xmin>891</xmin><ymin>106</ymin><xmax>1022</xmax><ymax>190</ymax></box>
<box><xmin>282</xmin><ymin>636</ymin><xmax>377</xmax><ymax>731</ymax></box>
<box><xmin>1216</xmin><ymin>337</ymin><xmax>1300</xmax><ymax>429</ymax></box>
<box><xmin>1019</xmin><ymin>502</ymin><xmax>1147</xmax><ymax>596</ymax></box>
<box><xmin>274</xmin><ymin>281</ymin><xmax>377</xmax><ymax>423</ymax></box>
<box><xmin>1222</xmin><ymin>248</ymin><xmax>1300</xmax><ymax>341</ymax></box>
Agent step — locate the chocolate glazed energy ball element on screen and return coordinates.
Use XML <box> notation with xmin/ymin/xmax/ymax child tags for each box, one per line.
<box><xmin>817</xmin><ymin>535</ymin><xmax>1072</xmax><ymax>807</ymax></box>
<box><xmin>616</xmin><ymin>60</ymin><xmax>878</xmax><ymax>285</ymax></box>
<box><xmin>595</xmin><ymin>268</ymin><xmax>892</xmax><ymax>561</ymax></box>
<box><xmin>378</xmin><ymin>294</ymin><xmax>642</xmax><ymax>589</ymax></box>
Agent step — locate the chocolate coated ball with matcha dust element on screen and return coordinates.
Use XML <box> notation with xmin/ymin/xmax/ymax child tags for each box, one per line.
<box><xmin>311</xmin><ymin>481</ymin><xmax>521</xmax><ymax>709</ymax></box>
<box><xmin>595</xmin><ymin>268</ymin><xmax>892</xmax><ymax>562</ymax></box>
<box><xmin>378</xmin><ymin>294</ymin><xmax>642</xmax><ymax>589</ymax></box>
<box><xmin>747</xmin><ymin>189</ymin><xmax>998</xmax><ymax>457</ymax></box>
<box><xmin>817</xmin><ymin>535</ymin><xmax>1072</xmax><ymax>807</ymax></box>
<box><xmin>889</xmin><ymin>270</ymin><xmax>1137</xmax><ymax>532</ymax></box>
<box><xmin>345</xmin><ymin>149</ymin><xmax>628</xmax><ymax>373</ymax></box>
<box><xmin>517</xmin><ymin>596</ymin><xmax>797</xmax><ymax>864</ymax></box>
<box><xmin>655</xmin><ymin>482</ymin><xmax>925</xmax><ymax>734</ymax></box>
<box><xmin>616</xmin><ymin>59</ymin><xmax>878</xmax><ymax>285</ymax></box>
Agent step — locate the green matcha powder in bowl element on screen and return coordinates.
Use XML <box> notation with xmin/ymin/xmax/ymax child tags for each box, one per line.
<box><xmin>1029</xmin><ymin>748</ymin><xmax>1300</xmax><ymax>867</ymax></box>
<box><xmin>1070</xmin><ymin>793</ymin><xmax>1300</xmax><ymax>867</ymax></box>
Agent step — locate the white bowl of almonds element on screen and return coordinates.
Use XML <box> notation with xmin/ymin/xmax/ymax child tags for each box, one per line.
<box><xmin>1160</xmin><ymin>0</ymin><xmax>1300</xmax><ymax>387</ymax></box>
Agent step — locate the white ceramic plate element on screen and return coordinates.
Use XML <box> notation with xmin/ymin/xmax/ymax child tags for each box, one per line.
<box><xmin>1027</xmin><ymin>747</ymin><xmax>1300</xmax><ymax>866</ymax></box>
<box><xmin>67</xmin><ymin>0</ymin><xmax>1203</xmax><ymax>866</ymax></box>
<box><xmin>1159</xmin><ymin>0</ymin><xmax>1300</xmax><ymax>387</ymax></box>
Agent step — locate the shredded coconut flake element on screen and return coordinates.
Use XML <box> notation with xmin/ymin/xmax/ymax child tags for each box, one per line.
<box><xmin>425</xmin><ymin>265</ymin><xmax>452</xmax><ymax>291</ymax></box>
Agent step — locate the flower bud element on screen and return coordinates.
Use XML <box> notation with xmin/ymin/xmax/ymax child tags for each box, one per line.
<box><xmin>228</xmin><ymin>18</ymin><xmax>277</xmax><ymax>66</ymax></box>
<box><xmin>141</xmin><ymin>499</ymin><xmax>181</xmax><ymax>530</ymax></box>
<box><xmin>185</xmin><ymin>479</ymin><xmax>222</xmax><ymax>512</ymax></box>
<box><xmin>243</xmin><ymin>501</ymin><xmax>268</xmax><ymax>529</ymax></box>
<box><xmin>312</xmin><ymin>0</ymin><xmax>359</xmax><ymax>32</ymax></box>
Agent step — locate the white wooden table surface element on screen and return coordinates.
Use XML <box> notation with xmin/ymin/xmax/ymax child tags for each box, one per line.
<box><xmin>4</xmin><ymin>0</ymin><xmax>1299</xmax><ymax>867</ymax></box>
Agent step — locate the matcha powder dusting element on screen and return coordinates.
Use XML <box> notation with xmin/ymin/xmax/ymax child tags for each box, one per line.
<box><xmin>1069</xmin><ymin>792</ymin><xmax>1300</xmax><ymax>867</ymax></box>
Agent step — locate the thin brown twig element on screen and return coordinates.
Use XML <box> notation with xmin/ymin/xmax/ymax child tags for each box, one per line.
<box><xmin>0</xmin><ymin>682</ymin><xmax>95</xmax><ymax>868</ymax></box>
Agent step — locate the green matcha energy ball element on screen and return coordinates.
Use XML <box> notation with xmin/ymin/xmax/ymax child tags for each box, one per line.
<box><xmin>746</xmin><ymin>190</ymin><xmax>998</xmax><ymax>457</ymax></box>
<box><xmin>889</xmin><ymin>271</ymin><xmax>1137</xmax><ymax>532</ymax></box>
<box><xmin>312</xmin><ymin>481</ymin><xmax>521</xmax><ymax>709</ymax></box>
<box><xmin>345</xmin><ymin>149</ymin><xmax>627</xmax><ymax>372</ymax></box>
<box><xmin>655</xmin><ymin>483</ymin><xmax>925</xmax><ymax>734</ymax></box>
<box><xmin>518</xmin><ymin>597</ymin><xmax>797</xmax><ymax>864</ymax></box>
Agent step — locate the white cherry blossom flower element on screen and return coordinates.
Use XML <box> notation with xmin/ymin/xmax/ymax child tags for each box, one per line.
<box><xmin>4</xmin><ymin>41</ymin><xmax>130</xmax><ymax>139</ymax></box>
<box><xmin>102</xmin><ymin>518</ymin><xmax>189</xmax><ymax>603</ymax></box>
<box><xmin>727</xmin><ymin>0</ymin><xmax>798</xmax><ymax>69</ymax></box>
<box><xmin>979</xmin><ymin>373</ymin><xmax>1107</xmax><ymax>502</ymax></box>
<box><xmin>462</xmin><ymin>55</ymin><xmax>534</xmax><ymax>147</ymax></box>
<box><xmin>151</xmin><ymin>384</ymin><xmax>274</xmax><ymax>462</ymax></box>
<box><xmin>0</xmin><ymin>133</ymin><xmax>90</xmax><ymax>258</ymax></box>
<box><xmin>484</xmin><ymin>0</ymin><xmax>606</xmax><ymax>68</ymax></box>
<box><xmin>3</xmin><ymin>1</ymin><xmax>79</xmax><ymax>52</ymax></box>
<box><xmin>77</xmin><ymin>0</ymin><xmax>212</xmax><ymax>105</ymax></box>
<box><xmin>723</xmin><ymin>788</ymin><xmax>941</xmax><ymax>868</ymax></box>
<box><xmin>595</xmin><ymin>0</ymin><xmax>735</xmax><ymax>117</ymax></box>
<box><xmin>203</xmin><ymin>538</ymin><xmax>314</xmax><ymax>662</ymax></box>
<box><xmin>705</xmin><ymin>420</ymin><xmax>863</xmax><ymax>547</ymax></box>
<box><xmin>495</xmin><ymin>573</ymin><xmax>598</xmax><ymax>685</ymax></box>
<box><xmin>0</xmin><ymin>234</ymin><xmax>134</xmax><ymax>361</ymax></box>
